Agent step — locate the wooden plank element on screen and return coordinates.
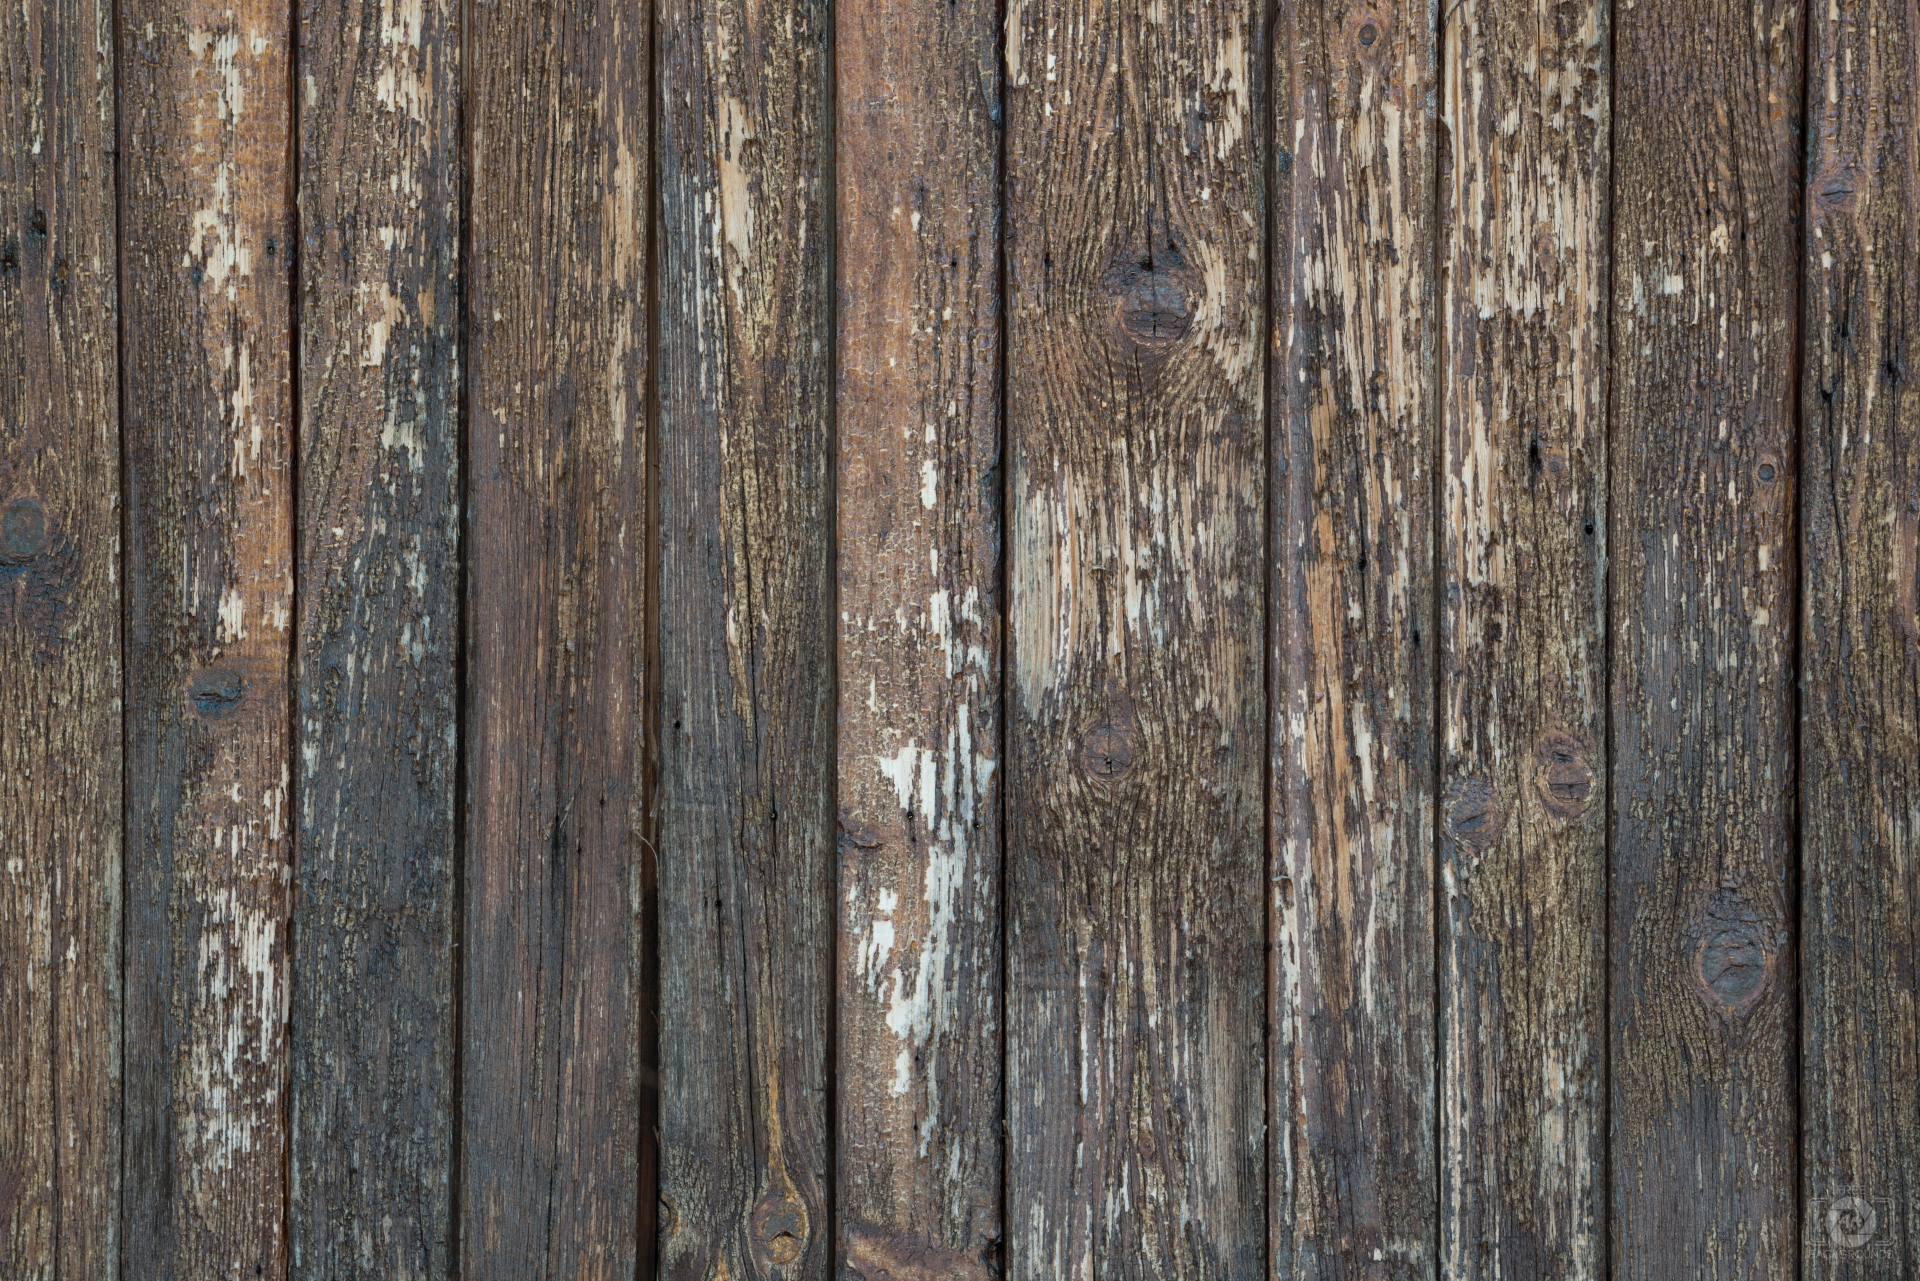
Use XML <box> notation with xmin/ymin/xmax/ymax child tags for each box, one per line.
<box><xmin>834</xmin><ymin>0</ymin><xmax>1003</xmax><ymax>1268</ymax></box>
<box><xmin>458</xmin><ymin>0</ymin><xmax>648</xmax><ymax>1274</ymax></box>
<box><xmin>654</xmin><ymin>0</ymin><xmax>833</xmax><ymax>1272</ymax></box>
<box><xmin>120</xmin><ymin>3</ymin><xmax>295</xmax><ymax>1275</ymax></box>
<box><xmin>1001</xmin><ymin>0</ymin><xmax>1265</xmax><ymax>1272</ymax></box>
<box><xmin>1436</xmin><ymin>0</ymin><xmax>1607</xmax><ymax>1273</ymax></box>
<box><xmin>1269</xmin><ymin>2</ymin><xmax>1438</xmax><ymax>1273</ymax></box>
<box><xmin>292</xmin><ymin>0</ymin><xmax>459</xmax><ymax>1274</ymax></box>
<box><xmin>1801</xmin><ymin>1</ymin><xmax>1920</xmax><ymax>1275</ymax></box>
<box><xmin>1607</xmin><ymin>1</ymin><xmax>1803</xmax><ymax>1277</ymax></box>
<box><xmin>0</xmin><ymin>0</ymin><xmax>121</xmax><ymax>1273</ymax></box>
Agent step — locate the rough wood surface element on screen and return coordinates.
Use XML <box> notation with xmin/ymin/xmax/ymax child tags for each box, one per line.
<box><xmin>1269</xmin><ymin>2</ymin><xmax>1438</xmax><ymax>1274</ymax></box>
<box><xmin>1607</xmin><ymin>1</ymin><xmax>1803</xmax><ymax>1277</ymax></box>
<box><xmin>1800</xmin><ymin>0</ymin><xmax>1920</xmax><ymax>1274</ymax></box>
<box><xmin>458</xmin><ymin>0</ymin><xmax>648</xmax><ymax>1274</ymax></box>
<box><xmin>120</xmin><ymin>2</ymin><xmax>295</xmax><ymax>1275</ymax></box>
<box><xmin>0</xmin><ymin>0</ymin><xmax>121</xmax><ymax>1274</ymax></box>
<box><xmin>1001</xmin><ymin>0</ymin><xmax>1266</xmax><ymax>1273</ymax></box>
<box><xmin>835</xmin><ymin>0</ymin><xmax>1002</xmax><ymax>1269</ymax></box>
<box><xmin>1437</xmin><ymin>0</ymin><xmax>1608</xmax><ymax>1274</ymax></box>
<box><xmin>292</xmin><ymin>0</ymin><xmax>459</xmax><ymax>1274</ymax></box>
<box><xmin>654</xmin><ymin>0</ymin><xmax>833</xmax><ymax>1273</ymax></box>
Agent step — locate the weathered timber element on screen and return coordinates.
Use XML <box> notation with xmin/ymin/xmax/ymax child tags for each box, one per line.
<box><xmin>459</xmin><ymin>0</ymin><xmax>649</xmax><ymax>1274</ymax></box>
<box><xmin>1800</xmin><ymin>0</ymin><xmax>1920</xmax><ymax>1275</ymax></box>
<box><xmin>0</xmin><ymin>0</ymin><xmax>121</xmax><ymax>1274</ymax></box>
<box><xmin>1270</xmin><ymin>1</ymin><xmax>1439</xmax><ymax>1274</ymax></box>
<box><xmin>1003</xmin><ymin>0</ymin><xmax>1266</xmax><ymax>1274</ymax></box>
<box><xmin>292</xmin><ymin>0</ymin><xmax>460</xmax><ymax>1274</ymax></box>
<box><xmin>655</xmin><ymin>0</ymin><xmax>834</xmax><ymax>1275</ymax></box>
<box><xmin>835</xmin><ymin>0</ymin><xmax>1003</xmax><ymax>1269</ymax></box>
<box><xmin>1608</xmin><ymin>1</ymin><xmax>1804</xmax><ymax>1277</ymax></box>
<box><xmin>1438</xmin><ymin>0</ymin><xmax>1609</xmax><ymax>1274</ymax></box>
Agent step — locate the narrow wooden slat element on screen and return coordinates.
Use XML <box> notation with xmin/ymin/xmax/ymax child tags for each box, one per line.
<box><xmin>834</xmin><ymin>0</ymin><xmax>1002</xmax><ymax>1268</ymax></box>
<box><xmin>121</xmin><ymin>2</ymin><xmax>295</xmax><ymax>1274</ymax></box>
<box><xmin>0</xmin><ymin>0</ymin><xmax>121</xmax><ymax>1273</ymax></box>
<box><xmin>1002</xmin><ymin>0</ymin><xmax>1265</xmax><ymax>1271</ymax></box>
<box><xmin>1437</xmin><ymin>0</ymin><xmax>1608</xmax><ymax>1273</ymax></box>
<box><xmin>1801</xmin><ymin>1</ymin><xmax>1920</xmax><ymax>1274</ymax></box>
<box><xmin>1608</xmin><ymin>1</ymin><xmax>1803</xmax><ymax>1276</ymax></box>
<box><xmin>655</xmin><ymin>0</ymin><xmax>833</xmax><ymax>1272</ymax></box>
<box><xmin>1269</xmin><ymin>1</ymin><xmax>1438</xmax><ymax>1273</ymax></box>
<box><xmin>458</xmin><ymin>0</ymin><xmax>648</xmax><ymax>1274</ymax></box>
<box><xmin>292</xmin><ymin>0</ymin><xmax>459</xmax><ymax>1273</ymax></box>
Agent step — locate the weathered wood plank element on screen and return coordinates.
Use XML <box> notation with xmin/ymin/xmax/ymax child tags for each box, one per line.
<box><xmin>1002</xmin><ymin>0</ymin><xmax>1266</xmax><ymax>1273</ymax></box>
<box><xmin>1269</xmin><ymin>2</ymin><xmax>1438</xmax><ymax>1274</ymax></box>
<box><xmin>458</xmin><ymin>0</ymin><xmax>648</xmax><ymax>1275</ymax></box>
<box><xmin>655</xmin><ymin>0</ymin><xmax>834</xmax><ymax>1273</ymax></box>
<box><xmin>835</xmin><ymin>0</ymin><xmax>1002</xmax><ymax>1269</ymax></box>
<box><xmin>0</xmin><ymin>0</ymin><xmax>121</xmax><ymax>1274</ymax></box>
<box><xmin>1437</xmin><ymin>0</ymin><xmax>1608</xmax><ymax>1274</ymax></box>
<box><xmin>1608</xmin><ymin>1</ymin><xmax>1803</xmax><ymax>1277</ymax></box>
<box><xmin>121</xmin><ymin>3</ymin><xmax>295</xmax><ymax>1275</ymax></box>
<box><xmin>292</xmin><ymin>0</ymin><xmax>459</xmax><ymax>1273</ymax></box>
<box><xmin>1801</xmin><ymin>1</ymin><xmax>1920</xmax><ymax>1274</ymax></box>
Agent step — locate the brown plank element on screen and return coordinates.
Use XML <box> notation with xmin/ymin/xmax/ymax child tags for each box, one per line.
<box><xmin>654</xmin><ymin>0</ymin><xmax>833</xmax><ymax>1273</ymax></box>
<box><xmin>1801</xmin><ymin>0</ymin><xmax>1920</xmax><ymax>1274</ymax></box>
<box><xmin>458</xmin><ymin>0</ymin><xmax>648</xmax><ymax>1275</ymax></box>
<box><xmin>121</xmin><ymin>3</ymin><xmax>295</xmax><ymax>1274</ymax></box>
<box><xmin>0</xmin><ymin>0</ymin><xmax>121</xmax><ymax>1273</ymax></box>
<box><xmin>1607</xmin><ymin>0</ymin><xmax>1804</xmax><ymax>1277</ymax></box>
<box><xmin>292</xmin><ymin>0</ymin><xmax>460</xmax><ymax>1274</ymax></box>
<box><xmin>1437</xmin><ymin>0</ymin><xmax>1608</xmax><ymax>1273</ymax></box>
<box><xmin>1269</xmin><ymin>1</ymin><xmax>1438</xmax><ymax>1273</ymax></box>
<box><xmin>834</xmin><ymin>0</ymin><xmax>1003</xmax><ymax>1267</ymax></box>
<box><xmin>1002</xmin><ymin>0</ymin><xmax>1266</xmax><ymax>1272</ymax></box>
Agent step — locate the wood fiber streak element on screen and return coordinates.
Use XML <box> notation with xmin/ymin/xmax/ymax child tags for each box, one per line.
<box><xmin>835</xmin><ymin>0</ymin><xmax>1002</xmax><ymax>1270</ymax></box>
<box><xmin>120</xmin><ymin>1</ymin><xmax>295</xmax><ymax>1274</ymax></box>
<box><xmin>1269</xmin><ymin>2</ymin><xmax>1436</xmax><ymax>1276</ymax></box>
<box><xmin>654</xmin><ymin>0</ymin><xmax>832</xmax><ymax>1275</ymax></box>
<box><xmin>459</xmin><ymin>0</ymin><xmax>647</xmax><ymax>1274</ymax></box>
<box><xmin>0</xmin><ymin>0</ymin><xmax>121</xmax><ymax>1274</ymax></box>
<box><xmin>293</xmin><ymin>0</ymin><xmax>459</xmax><ymax>1273</ymax></box>
<box><xmin>1002</xmin><ymin>0</ymin><xmax>1265</xmax><ymax>1274</ymax></box>
<box><xmin>1437</xmin><ymin>0</ymin><xmax>1607</xmax><ymax>1274</ymax></box>
<box><xmin>1607</xmin><ymin>1</ymin><xmax>1803</xmax><ymax>1277</ymax></box>
<box><xmin>1800</xmin><ymin>0</ymin><xmax>1920</xmax><ymax>1275</ymax></box>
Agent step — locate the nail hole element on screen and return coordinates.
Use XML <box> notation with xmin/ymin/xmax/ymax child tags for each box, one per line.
<box><xmin>1758</xmin><ymin>463</ymin><xmax>1776</xmax><ymax>482</ymax></box>
<box><xmin>1359</xmin><ymin>21</ymin><xmax>1378</xmax><ymax>45</ymax></box>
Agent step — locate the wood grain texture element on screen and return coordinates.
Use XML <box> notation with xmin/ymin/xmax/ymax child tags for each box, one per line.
<box><xmin>1269</xmin><ymin>2</ymin><xmax>1437</xmax><ymax>1275</ymax></box>
<box><xmin>1607</xmin><ymin>1</ymin><xmax>1803</xmax><ymax>1277</ymax></box>
<box><xmin>120</xmin><ymin>1</ymin><xmax>295</xmax><ymax>1274</ymax></box>
<box><xmin>1437</xmin><ymin>0</ymin><xmax>1607</xmax><ymax>1274</ymax></box>
<box><xmin>0</xmin><ymin>0</ymin><xmax>121</xmax><ymax>1274</ymax></box>
<box><xmin>1001</xmin><ymin>0</ymin><xmax>1265</xmax><ymax>1273</ymax></box>
<box><xmin>834</xmin><ymin>0</ymin><xmax>1002</xmax><ymax>1269</ymax></box>
<box><xmin>292</xmin><ymin>0</ymin><xmax>459</xmax><ymax>1273</ymax></box>
<box><xmin>459</xmin><ymin>0</ymin><xmax>647</xmax><ymax>1274</ymax></box>
<box><xmin>654</xmin><ymin>0</ymin><xmax>833</xmax><ymax>1272</ymax></box>
<box><xmin>1801</xmin><ymin>0</ymin><xmax>1920</xmax><ymax>1274</ymax></box>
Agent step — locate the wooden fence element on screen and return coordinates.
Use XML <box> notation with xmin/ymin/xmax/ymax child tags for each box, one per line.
<box><xmin>2</xmin><ymin>0</ymin><xmax>1915</xmax><ymax>1276</ymax></box>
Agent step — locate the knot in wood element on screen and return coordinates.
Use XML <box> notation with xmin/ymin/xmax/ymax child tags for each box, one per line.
<box><xmin>1081</xmin><ymin>721</ymin><xmax>1134</xmax><ymax>781</ymax></box>
<box><xmin>190</xmin><ymin>668</ymin><xmax>247</xmax><ymax>719</ymax></box>
<box><xmin>1685</xmin><ymin>888</ymin><xmax>1781</xmax><ymax>1018</ymax></box>
<box><xmin>751</xmin><ymin>1188</ymin><xmax>811</xmax><ymax>1269</ymax></box>
<box><xmin>1534</xmin><ymin>729</ymin><xmax>1593</xmax><ymax>818</ymax></box>
<box><xmin>1106</xmin><ymin>247</ymin><xmax>1194</xmax><ymax>347</ymax></box>
<box><xmin>2</xmin><ymin>496</ymin><xmax>45</xmax><ymax>558</ymax></box>
<box><xmin>1445</xmin><ymin>778</ymin><xmax>1503</xmax><ymax>852</ymax></box>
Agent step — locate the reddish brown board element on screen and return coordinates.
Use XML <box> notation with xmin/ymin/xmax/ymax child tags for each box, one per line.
<box><xmin>1270</xmin><ymin>1</ymin><xmax>1439</xmax><ymax>1274</ymax></box>
<box><xmin>1608</xmin><ymin>1</ymin><xmax>1804</xmax><ymax>1277</ymax></box>
<box><xmin>0</xmin><ymin>0</ymin><xmax>122</xmax><ymax>1274</ymax></box>
<box><xmin>835</xmin><ymin>0</ymin><xmax>1003</xmax><ymax>1269</ymax></box>
<box><xmin>1437</xmin><ymin>0</ymin><xmax>1609</xmax><ymax>1273</ymax></box>
<box><xmin>1002</xmin><ymin>0</ymin><xmax>1267</xmax><ymax>1273</ymax></box>
<box><xmin>654</xmin><ymin>0</ymin><xmax>834</xmax><ymax>1275</ymax></box>
<box><xmin>1800</xmin><ymin>0</ymin><xmax>1920</xmax><ymax>1274</ymax></box>
<box><xmin>120</xmin><ymin>3</ymin><xmax>296</xmax><ymax>1275</ymax></box>
<box><xmin>293</xmin><ymin>0</ymin><xmax>460</xmax><ymax>1274</ymax></box>
<box><xmin>458</xmin><ymin>0</ymin><xmax>649</xmax><ymax>1275</ymax></box>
